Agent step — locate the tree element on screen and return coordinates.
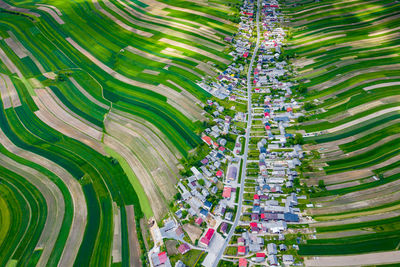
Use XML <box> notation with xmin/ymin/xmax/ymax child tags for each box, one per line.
<box><xmin>198</xmin><ymin>179</ymin><xmax>205</xmax><ymax>186</ymax></box>
<box><xmin>318</xmin><ymin>179</ymin><xmax>325</xmax><ymax>189</ymax></box>
<box><xmin>297</xmin><ymin>116</ymin><xmax>306</xmax><ymax>123</ymax></box>
<box><xmin>294</xmin><ymin>133</ymin><xmax>304</xmax><ymax>145</ymax></box>
<box><xmin>303</xmin><ymin>102</ymin><xmax>316</xmax><ymax>111</ymax></box>
<box><xmin>174</xmin><ymin>192</ymin><xmax>182</xmax><ymax>201</ymax></box>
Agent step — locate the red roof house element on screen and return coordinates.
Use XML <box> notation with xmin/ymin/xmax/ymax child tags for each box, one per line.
<box><xmin>178</xmin><ymin>243</ymin><xmax>190</xmax><ymax>255</ymax></box>
<box><xmin>195</xmin><ymin>217</ymin><xmax>203</xmax><ymax>225</ymax></box>
<box><xmin>202</xmin><ymin>136</ymin><xmax>212</xmax><ymax>145</ymax></box>
<box><xmin>254</xmin><ymin>194</ymin><xmax>260</xmax><ymax>200</ymax></box>
<box><xmin>158</xmin><ymin>252</ymin><xmax>167</xmax><ymax>264</ymax></box>
<box><xmin>216</xmin><ymin>170</ymin><xmax>223</xmax><ymax>178</ymax></box>
<box><xmin>239</xmin><ymin>258</ymin><xmax>247</xmax><ymax>267</ymax></box>
<box><xmin>243</xmin><ymin>52</ymin><xmax>249</xmax><ymax>58</ymax></box>
<box><xmin>200</xmin><ymin>228</ymin><xmax>215</xmax><ymax>247</ymax></box>
<box><xmin>256</xmin><ymin>252</ymin><xmax>266</xmax><ymax>258</ymax></box>
<box><xmin>238</xmin><ymin>246</ymin><xmax>246</xmax><ymax>255</ymax></box>
<box><xmin>250</xmin><ymin>222</ymin><xmax>258</xmax><ymax>228</ymax></box>
<box><xmin>222</xmin><ymin>187</ymin><xmax>232</xmax><ymax>198</ymax></box>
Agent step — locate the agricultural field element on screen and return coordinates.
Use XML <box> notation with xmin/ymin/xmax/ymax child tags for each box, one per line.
<box><xmin>283</xmin><ymin>0</ymin><xmax>400</xmax><ymax>263</ymax></box>
<box><xmin>0</xmin><ymin>0</ymin><xmax>240</xmax><ymax>266</ymax></box>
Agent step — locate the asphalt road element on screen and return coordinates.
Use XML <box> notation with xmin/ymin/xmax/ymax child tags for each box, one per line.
<box><xmin>211</xmin><ymin>0</ymin><xmax>261</xmax><ymax>265</ymax></box>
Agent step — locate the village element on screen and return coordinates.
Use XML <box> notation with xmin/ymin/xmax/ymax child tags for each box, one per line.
<box><xmin>148</xmin><ymin>0</ymin><xmax>311</xmax><ymax>266</ymax></box>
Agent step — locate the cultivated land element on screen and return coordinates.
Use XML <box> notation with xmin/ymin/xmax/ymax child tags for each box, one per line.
<box><xmin>2</xmin><ymin>0</ymin><xmax>399</xmax><ymax>266</ymax></box>
<box><xmin>283</xmin><ymin>0</ymin><xmax>400</xmax><ymax>264</ymax></box>
<box><xmin>0</xmin><ymin>0</ymin><xmax>240</xmax><ymax>265</ymax></box>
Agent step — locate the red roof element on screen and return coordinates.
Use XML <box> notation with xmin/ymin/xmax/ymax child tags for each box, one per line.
<box><xmin>222</xmin><ymin>187</ymin><xmax>232</xmax><ymax>198</ymax></box>
<box><xmin>158</xmin><ymin>252</ymin><xmax>167</xmax><ymax>264</ymax></box>
<box><xmin>213</xmin><ymin>142</ymin><xmax>219</xmax><ymax>148</ymax></box>
<box><xmin>239</xmin><ymin>258</ymin><xmax>247</xmax><ymax>267</ymax></box>
<box><xmin>195</xmin><ymin>217</ymin><xmax>203</xmax><ymax>225</ymax></box>
<box><xmin>219</xmin><ymin>147</ymin><xmax>226</xmax><ymax>152</ymax></box>
<box><xmin>178</xmin><ymin>243</ymin><xmax>190</xmax><ymax>254</ymax></box>
<box><xmin>243</xmin><ymin>52</ymin><xmax>249</xmax><ymax>58</ymax></box>
<box><xmin>265</xmin><ymin>126</ymin><xmax>271</xmax><ymax>130</ymax></box>
<box><xmin>250</xmin><ymin>222</ymin><xmax>258</xmax><ymax>228</ymax></box>
<box><xmin>253</xmin><ymin>194</ymin><xmax>259</xmax><ymax>200</ymax></box>
<box><xmin>216</xmin><ymin>170</ymin><xmax>223</xmax><ymax>177</ymax></box>
<box><xmin>287</xmin><ymin>107</ymin><xmax>293</xmax><ymax>112</ymax></box>
<box><xmin>200</xmin><ymin>228</ymin><xmax>215</xmax><ymax>246</ymax></box>
<box><xmin>238</xmin><ymin>246</ymin><xmax>246</xmax><ymax>253</ymax></box>
<box><xmin>204</xmin><ymin>228</ymin><xmax>215</xmax><ymax>240</ymax></box>
<box><xmin>256</xmin><ymin>252</ymin><xmax>266</xmax><ymax>258</ymax></box>
<box><xmin>202</xmin><ymin>136</ymin><xmax>212</xmax><ymax>145</ymax></box>
<box><xmin>261</xmin><ymin>213</ymin><xmax>265</xmax><ymax>219</ymax></box>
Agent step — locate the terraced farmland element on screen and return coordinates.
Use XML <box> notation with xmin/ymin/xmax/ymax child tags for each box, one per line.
<box><xmin>0</xmin><ymin>0</ymin><xmax>239</xmax><ymax>265</ymax></box>
<box><xmin>284</xmin><ymin>0</ymin><xmax>400</xmax><ymax>264</ymax></box>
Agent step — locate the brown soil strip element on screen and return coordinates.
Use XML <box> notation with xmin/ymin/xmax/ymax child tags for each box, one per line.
<box><xmin>112</xmin><ymin>203</ymin><xmax>122</xmax><ymax>263</ymax></box>
<box><xmin>126</xmin><ymin>205</ymin><xmax>142</xmax><ymax>267</ymax></box>
<box><xmin>37</xmin><ymin>6</ymin><xmax>65</xmax><ymax>24</ymax></box>
<box><xmin>305</xmin><ymin>251</ymin><xmax>400</xmax><ymax>266</ymax></box>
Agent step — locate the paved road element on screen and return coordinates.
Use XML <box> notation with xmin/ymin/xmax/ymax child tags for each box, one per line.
<box><xmin>211</xmin><ymin>0</ymin><xmax>261</xmax><ymax>265</ymax></box>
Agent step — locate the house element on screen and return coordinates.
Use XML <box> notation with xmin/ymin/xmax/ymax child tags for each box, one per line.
<box><xmin>178</xmin><ymin>243</ymin><xmax>190</xmax><ymax>255</ymax></box>
<box><xmin>220</xmin><ymin>222</ymin><xmax>228</xmax><ymax>234</ymax></box>
<box><xmin>204</xmin><ymin>201</ymin><xmax>212</xmax><ymax>211</ymax></box>
<box><xmin>238</xmin><ymin>258</ymin><xmax>247</xmax><ymax>267</ymax></box>
<box><xmin>175</xmin><ymin>227</ymin><xmax>184</xmax><ymax>238</ymax></box>
<box><xmin>255</xmin><ymin>252</ymin><xmax>265</xmax><ymax>262</ymax></box>
<box><xmin>175</xmin><ymin>260</ymin><xmax>185</xmax><ymax>267</ymax></box>
<box><xmin>151</xmin><ymin>251</ymin><xmax>171</xmax><ymax>267</ymax></box>
<box><xmin>202</xmin><ymin>136</ymin><xmax>212</xmax><ymax>145</ymax></box>
<box><xmin>222</xmin><ymin>187</ymin><xmax>232</xmax><ymax>199</ymax></box>
<box><xmin>225</xmin><ymin>212</ymin><xmax>233</xmax><ymax>221</ymax></box>
<box><xmin>238</xmin><ymin>245</ymin><xmax>246</xmax><ymax>255</ymax></box>
<box><xmin>268</xmin><ymin>254</ymin><xmax>278</xmax><ymax>266</ymax></box>
<box><xmin>282</xmin><ymin>254</ymin><xmax>294</xmax><ymax>264</ymax></box>
<box><xmin>279</xmin><ymin>244</ymin><xmax>287</xmax><ymax>251</ymax></box>
<box><xmin>200</xmin><ymin>228</ymin><xmax>215</xmax><ymax>247</ymax></box>
<box><xmin>226</xmin><ymin>165</ymin><xmax>238</xmax><ymax>181</ymax></box>
<box><xmin>238</xmin><ymin>237</ymin><xmax>245</xmax><ymax>246</ymax></box>
<box><xmin>267</xmin><ymin>243</ymin><xmax>277</xmax><ymax>255</ymax></box>
<box><xmin>195</xmin><ymin>217</ymin><xmax>203</xmax><ymax>225</ymax></box>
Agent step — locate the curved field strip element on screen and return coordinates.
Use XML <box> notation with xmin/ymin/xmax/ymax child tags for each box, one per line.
<box><xmin>0</xmin><ymin>127</ymin><xmax>86</xmax><ymax>267</ymax></box>
<box><xmin>103</xmin><ymin>0</ymin><xmax>225</xmax><ymax>48</ymax></box>
<box><xmin>0</xmin><ymin>152</ymin><xmax>64</xmax><ymax>266</ymax></box>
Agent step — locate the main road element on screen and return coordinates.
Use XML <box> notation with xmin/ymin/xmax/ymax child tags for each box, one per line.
<box><xmin>211</xmin><ymin>0</ymin><xmax>261</xmax><ymax>265</ymax></box>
